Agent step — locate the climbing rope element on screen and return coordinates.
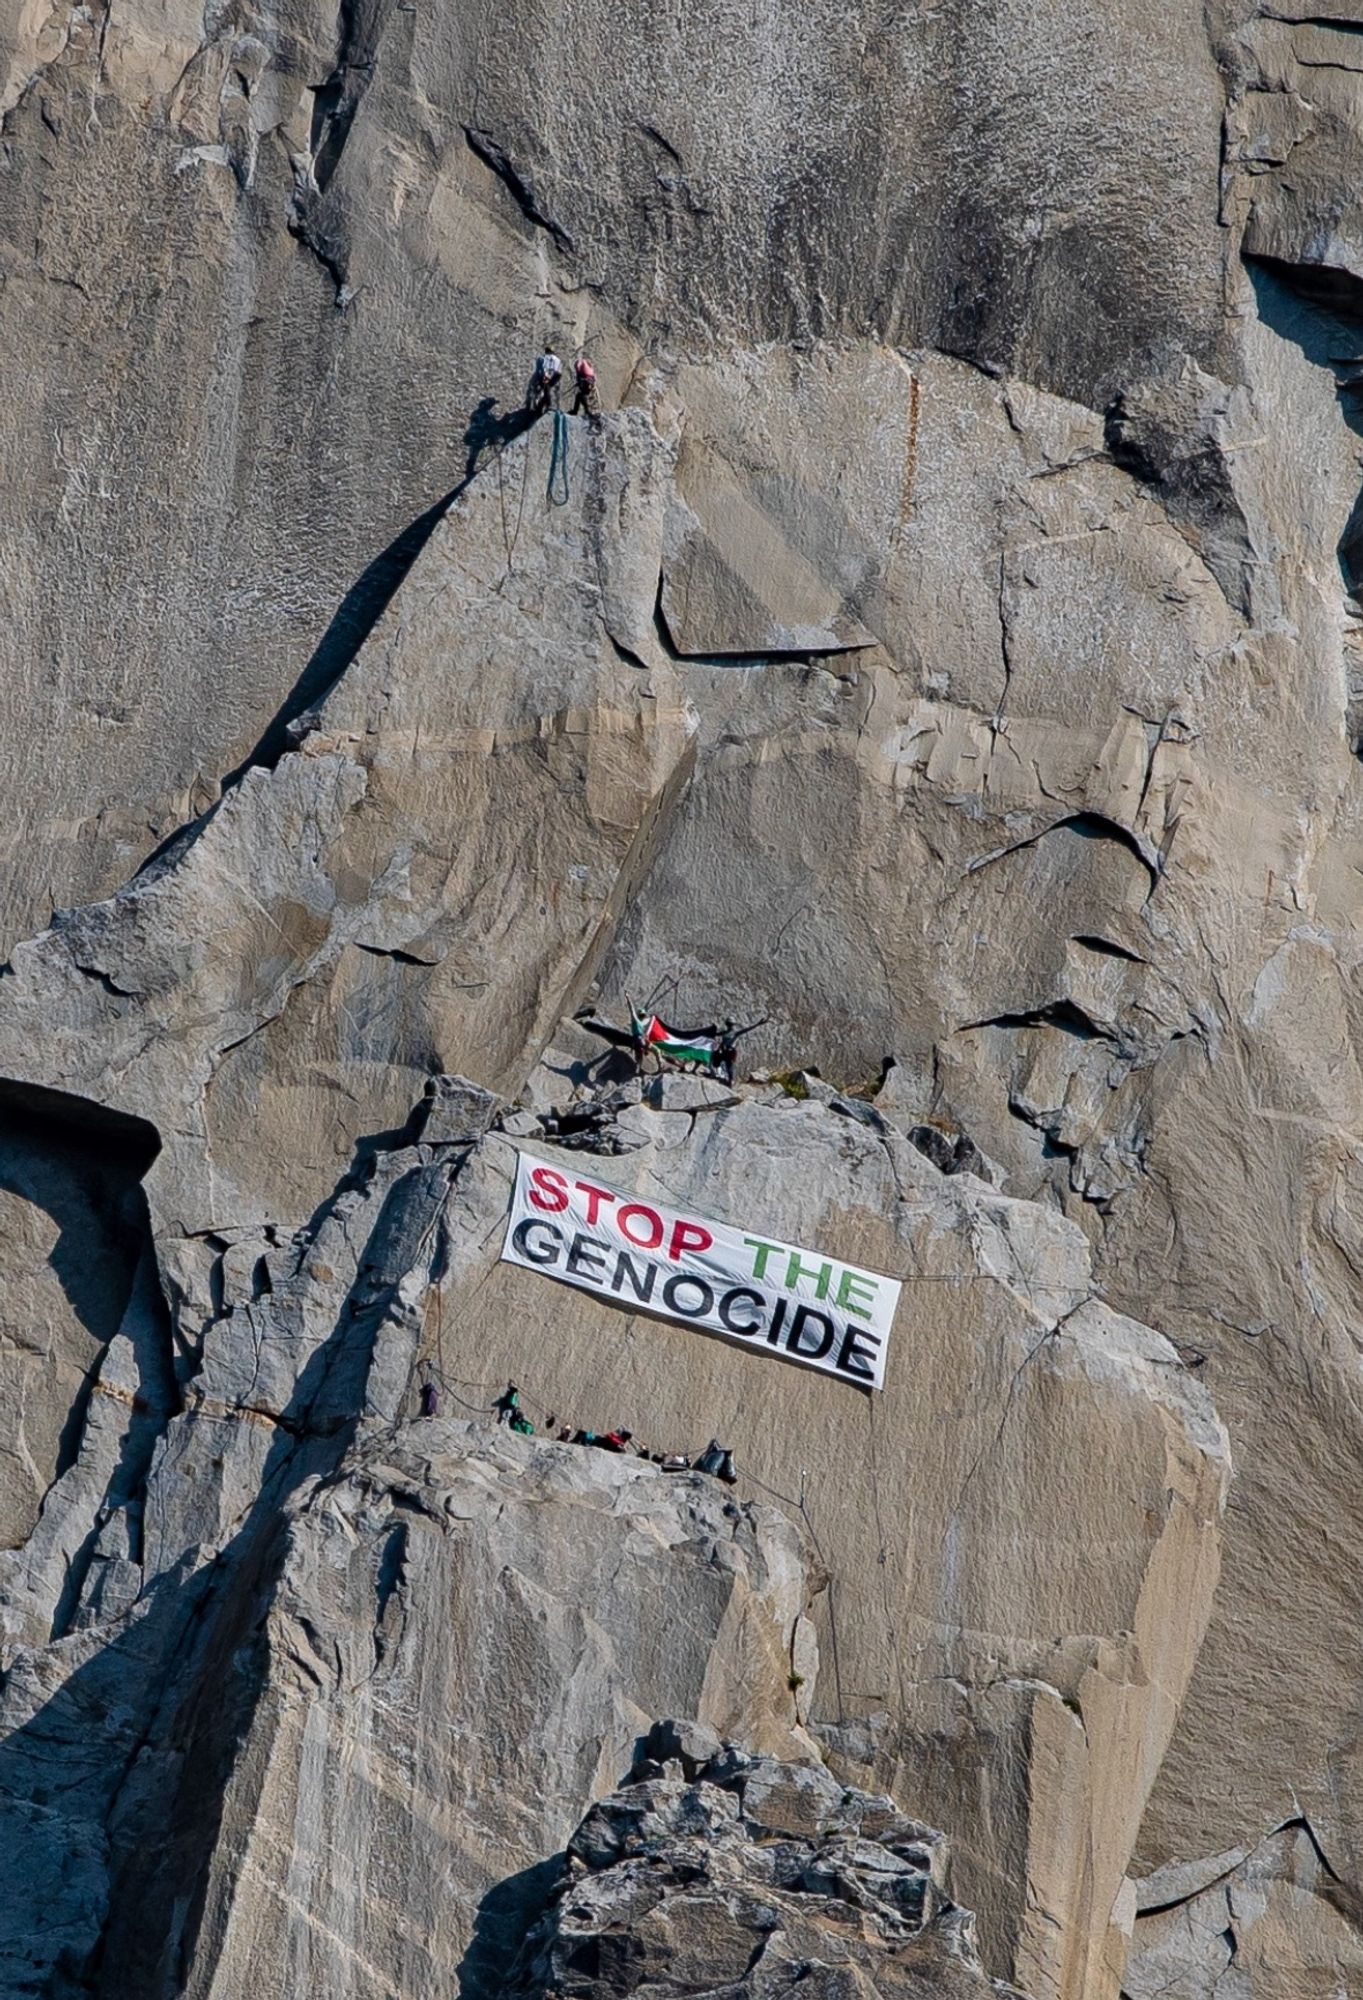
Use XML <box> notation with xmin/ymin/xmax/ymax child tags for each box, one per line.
<box><xmin>866</xmin><ymin>1395</ymin><xmax>908</xmax><ymax>1721</ymax></box>
<box><xmin>547</xmin><ymin>408</ymin><xmax>570</xmax><ymax>507</ymax></box>
<box><xmin>495</xmin><ymin>429</ymin><xmax>532</xmax><ymax>581</ymax></box>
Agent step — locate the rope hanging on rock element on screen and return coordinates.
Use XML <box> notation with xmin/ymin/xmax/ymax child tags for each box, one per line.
<box><xmin>547</xmin><ymin>408</ymin><xmax>570</xmax><ymax>506</ymax></box>
<box><xmin>496</xmin><ymin>432</ymin><xmax>531</xmax><ymax>575</ymax></box>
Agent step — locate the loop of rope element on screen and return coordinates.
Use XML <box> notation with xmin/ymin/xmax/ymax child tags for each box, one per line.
<box><xmin>494</xmin><ymin>426</ymin><xmax>531</xmax><ymax>580</ymax></box>
<box><xmin>547</xmin><ymin>408</ymin><xmax>570</xmax><ymax>506</ymax></box>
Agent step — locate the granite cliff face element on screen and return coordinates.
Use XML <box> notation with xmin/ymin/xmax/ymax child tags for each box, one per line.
<box><xmin>507</xmin><ymin>1725</ymin><xmax>1034</xmax><ymax>2000</ymax></box>
<box><xmin>2</xmin><ymin>0</ymin><xmax>1363</xmax><ymax>1994</ymax></box>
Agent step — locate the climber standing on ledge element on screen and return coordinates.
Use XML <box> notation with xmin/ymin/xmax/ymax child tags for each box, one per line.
<box><xmin>529</xmin><ymin>346</ymin><xmax>563</xmax><ymax>416</ymax></box>
<box><xmin>570</xmin><ymin>352</ymin><xmax>599</xmax><ymax>419</ymax></box>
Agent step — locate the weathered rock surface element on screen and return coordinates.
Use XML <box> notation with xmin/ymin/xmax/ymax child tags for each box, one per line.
<box><xmin>510</xmin><ymin>1740</ymin><xmax>1032</xmax><ymax>2000</ymax></box>
<box><xmin>9</xmin><ymin>0</ymin><xmax>1363</xmax><ymax>1996</ymax></box>
<box><xmin>427</xmin><ymin>1097</ymin><xmax>1229</xmax><ymax>2000</ymax></box>
<box><xmin>133</xmin><ymin>1429</ymin><xmax>817</xmax><ymax>1999</ymax></box>
<box><xmin>0</xmin><ymin>0</ymin><xmax>1225</xmax><ymax>952</ymax></box>
<box><xmin>0</xmin><ymin>410</ymin><xmax>692</xmax><ymax>1234</ymax></box>
<box><xmin>1124</xmin><ymin>1820</ymin><xmax>1363</xmax><ymax>1999</ymax></box>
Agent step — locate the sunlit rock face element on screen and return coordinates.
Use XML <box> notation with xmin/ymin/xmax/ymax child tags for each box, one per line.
<box><xmin>4</xmin><ymin>1</ymin><xmax>1363</xmax><ymax>1995</ymax></box>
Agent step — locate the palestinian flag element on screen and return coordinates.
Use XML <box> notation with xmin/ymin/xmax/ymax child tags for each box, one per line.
<box><xmin>631</xmin><ymin>1012</ymin><xmax>722</xmax><ymax>1069</ymax></box>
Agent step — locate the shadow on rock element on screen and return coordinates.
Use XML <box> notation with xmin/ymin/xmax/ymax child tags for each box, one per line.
<box><xmin>457</xmin><ymin>1852</ymin><xmax>566</xmax><ymax>2000</ymax></box>
<box><xmin>0</xmin><ymin>1138</ymin><xmax>453</xmax><ymax>1998</ymax></box>
<box><xmin>223</xmin><ymin>395</ymin><xmax>534</xmax><ymax>790</ymax></box>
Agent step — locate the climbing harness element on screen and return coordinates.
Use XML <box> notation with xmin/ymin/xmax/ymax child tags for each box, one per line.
<box><xmin>547</xmin><ymin>408</ymin><xmax>570</xmax><ymax>507</ymax></box>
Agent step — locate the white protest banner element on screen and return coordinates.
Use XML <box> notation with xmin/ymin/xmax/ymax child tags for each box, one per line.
<box><xmin>500</xmin><ymin>1152</ymin><xmax>899</xmax><ymax>1390</ymax></box>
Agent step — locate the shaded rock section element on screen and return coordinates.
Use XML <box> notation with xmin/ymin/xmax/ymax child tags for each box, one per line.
<box><xmin>508</xmin><ymin>1737</ymin><xmax>1032</xmax><ymax>2000</ymax></box>
<box><xmin>0</xmin><ymin>1082</ymin><xmax>164</xmax><ymax>1553</ymax></box>
<box><xmin>0</xmin><ymin>1085</ymin><xmax>483</xmax><ymax>1995</ymax></box>
<box><xmin>106</xmin><ymin>1426</ymin><xmax>819</xmax><ymax>1999</ymax></box>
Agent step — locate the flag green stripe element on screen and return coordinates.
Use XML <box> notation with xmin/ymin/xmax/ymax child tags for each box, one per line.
<box><xmin>653</xmin><ymin>1036</ymin><xmax>718</xmax><ymax>1064</ymax></box>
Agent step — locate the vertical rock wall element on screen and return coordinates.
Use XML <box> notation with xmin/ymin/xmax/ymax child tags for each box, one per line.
<box><xmin>3</xmin><ymin>1</ymin><xmax>1363</xmax><ymax>1995</ymax></box>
